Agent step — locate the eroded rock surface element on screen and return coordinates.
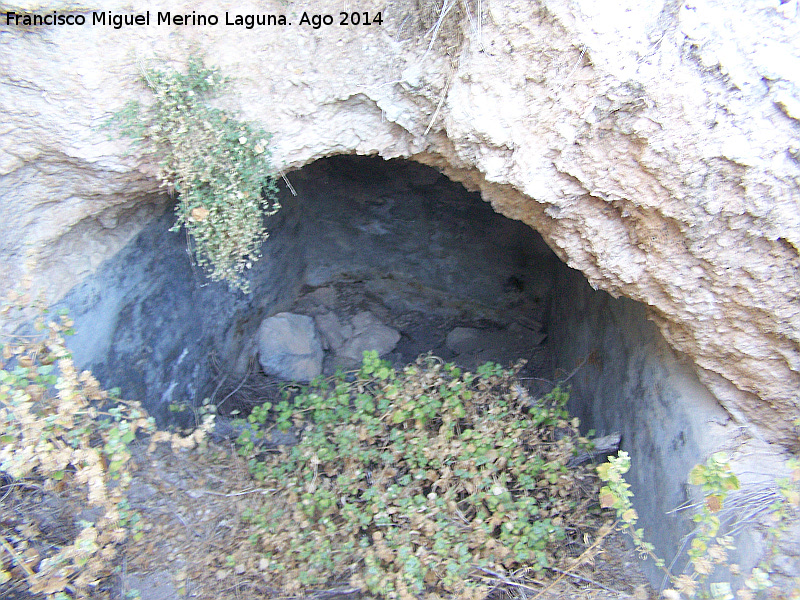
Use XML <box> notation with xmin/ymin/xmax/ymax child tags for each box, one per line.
<box><xmin>1</xmin><ymin>0</ymin><xmax>798</xmax><ymax>441</ymax></box>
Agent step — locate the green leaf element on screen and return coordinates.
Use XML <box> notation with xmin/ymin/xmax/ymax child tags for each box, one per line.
<box><xmin>621</xmin><ymin>508</ymin><xmax>638</xmax><ymax>523</ymax></box>
<box><xmin>689</xmin><ymin>465</ymin><xmax>707</xmax><ymax>486</ymax></box>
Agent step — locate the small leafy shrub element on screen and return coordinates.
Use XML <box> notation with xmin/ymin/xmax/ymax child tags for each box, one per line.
<box><xmin>597</xmin><ymin>452</ymin><xmax>661</xmax><ymax>565</ymax></box>
<box><xmin>599</xmin><ymin>452</ymin><xmax>737</xmax><ymax>598</ymax></box>
<box><xmin>685</xmin><ymin>452</ymin><xmax>741</xmax><ymax>596</ymax></box>
<box><xmin>598</xmin><ymin>449</ymin><xmax>800</xmax><ymax>600</ymax></box>
<box><xmin>237</xmin><ymin>352</ymin><xmax>601</xmax><ymax>598</ymax></box>
<box><xmin>0</xmin><ymin>292</ymin><xmax>156</xmax><ymax>598</ymax></box>
<box><xmin>109</xmin><ymin>56</ymin><xmax>280</xmax><ymax>292</ymax></box>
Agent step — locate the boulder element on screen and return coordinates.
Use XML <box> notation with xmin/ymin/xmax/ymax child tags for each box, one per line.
<box><xmin>256</xmin><ymin>312</ymin><xmax>323</xmax><ymax>382</ymax></box>
<box><xmin>338</xmin><ymin>311</ymin><xmax>401</xmax><ymax>364</ymax></box>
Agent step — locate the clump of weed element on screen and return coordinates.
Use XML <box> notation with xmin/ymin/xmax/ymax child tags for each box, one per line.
<box><xmin>108</xmin><ymin>56</ymin><xmax>280</xmax><ymax>293</ymax></box>
<box><xmin>0</xmin><ymin>289</ymin><xmax>217</xmax><ymax>599</ymax></box>
<box><xmin>0</xmin><ymin>291</ymin><xmax>156</xmax><ymax>598</ymax></box>
<box><xmin>236</xmin><ymin>352</ymin><xmax>603</xmax><ymax>598</ymax></box>
<box><xmin>599</xmin><ymin>449</ymin><xmax>800</xmax><ymax>600</ymax></box>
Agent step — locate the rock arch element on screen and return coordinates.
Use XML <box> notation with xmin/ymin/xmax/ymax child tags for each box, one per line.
<box><xmin>1</xmin><ymin>0</ymin><xmax>799</xmax><ymax>582</ymax></box>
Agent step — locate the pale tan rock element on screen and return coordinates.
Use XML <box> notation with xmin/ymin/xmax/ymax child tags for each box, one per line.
<box><xmin>0</xmin><ymin>0</ymin><xmax>798</xmax><ymax>442</ymax></box>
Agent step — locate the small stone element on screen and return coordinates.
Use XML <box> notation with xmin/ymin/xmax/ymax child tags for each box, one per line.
<box><xmin>337</xmin><ymin>311</ymin><xmax>400</xmax><ymax>362</ymax></box>
<box><xmin>445</xmin><ymin>327</ymin><xmax>481</xmax><ymax>354</ymax></box>
<box><xmin>256</xmin><ymin>312</ymin><xmax>323</xmax><ymax>382</ymax></box>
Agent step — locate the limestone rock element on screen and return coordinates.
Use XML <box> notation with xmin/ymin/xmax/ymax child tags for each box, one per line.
<box><xmin>338</xmin><ymin>311</ymin><xmax>401</xmax><ymax>364</ymax></box>
<box><xmin>0</xmin><ymin>0</ymin><xmax>798</xmax><ymax>442</ymax></box>
<box><xmin>256</xmin><ymin>312</ymin><xmax>323</xmax><ymax>382</ymax></box>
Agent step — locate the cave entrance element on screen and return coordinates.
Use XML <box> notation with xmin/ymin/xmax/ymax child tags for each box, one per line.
<box><xmin>61</xmin><ymin>154</ymin><xmax>727</xmax><ymax>582</ymax></box>
<box><xmin>251</xmin><ymin>155</ymin><xmax>557</xmax><ymax>388</ymax></box>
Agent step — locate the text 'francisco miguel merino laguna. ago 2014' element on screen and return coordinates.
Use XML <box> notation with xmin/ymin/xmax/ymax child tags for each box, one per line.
<box><xmin>4</xmin><ymin>10</ymin><xmax>384</xmax><ymax>29</ymax></box>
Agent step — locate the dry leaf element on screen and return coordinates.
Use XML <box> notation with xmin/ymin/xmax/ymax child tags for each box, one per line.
<box><xmin>705</xmin><ymin>495</ymin><xmax>722</xmax><ymax>513</ymax></box>
<box><xmin>600</xmin><ymin>492</ymin><xmax>616</xmax><ymax>508</ymax></box>
<box><xmin>190</xmin><ymin>207</ymin><xmax>210</xmax><ymax>222</ymax></box>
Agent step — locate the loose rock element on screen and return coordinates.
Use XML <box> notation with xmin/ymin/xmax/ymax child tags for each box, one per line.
<box><xmin>338</xmin><ymin>311</ymin><xmax>401</xmax><ymax>364</ymax></box>
<box><xmin>256</xmin><ymin>312</ymin><xmax>323</xmax><ymax>382</ymax></box>
<box><xmin>314</xmin><ymin>310</ymin><xmax>352</xmax><ymax>352</ymax></box>
<box><xmin>445</xmin><ymin>327</ymin><xmax>482</xmax><ymax>354</ymax></box>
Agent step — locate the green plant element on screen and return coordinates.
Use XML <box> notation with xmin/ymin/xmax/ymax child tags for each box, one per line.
<box><xmin>235</xmin><ymin>352</ymin><xmax>602</xmax><ymax>598</ymax></box>
<box><xmin>598</xmin><ymin>448</ymin><xmax>800</xmax><ymax>600</ymax></box>
<box><xmin>0</xmin><ymin>290</ymin><xmax>215</xmax><ymax>598</ymax></box>
<box><xmin>685</xmin><ymin>453</ymin><xmax>740</xmax><ymax>591</ymax></box>
<box><xmin>108</xmin><ymin>56</ymin><xmax>280</xmax><ymax>292</ymax></box>
<box><xmin>597</xmin><ymin>452</ymin><xmax>662</xmax><ymax>562</ymax></box>
<box><xmin>0</xmin><ymin>292</ymin><xmax>156</xmax><ymax>598</ymax></box>
<box><xmin>599</xmin><ymin>451</ymin><xmax>735</xmax><ymax>598</ymax></box>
